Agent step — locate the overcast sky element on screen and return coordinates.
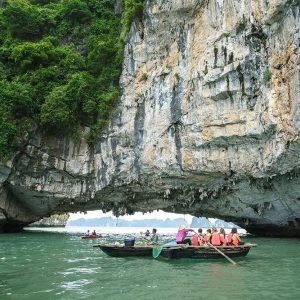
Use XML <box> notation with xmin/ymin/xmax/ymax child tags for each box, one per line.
<box><xmin>69</xmin><ymin>210</ymin><xmax>195</xmax><ymax>224</ymax></box>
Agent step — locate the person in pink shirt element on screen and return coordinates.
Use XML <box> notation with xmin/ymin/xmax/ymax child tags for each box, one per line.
<box><xmin>176</xmin><ymin>225</ymin><xmax>195</xmax><ymax>245</ymax></box>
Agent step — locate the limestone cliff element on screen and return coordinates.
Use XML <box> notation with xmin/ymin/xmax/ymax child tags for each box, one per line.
<box><xmin>27</xmin><ymin>214</ymin><xmax>69</xmax><ymax>228</ymax></box>
<box><xmin>0</xmin><ymin>0</ymin><xmax>300</xmax><ymax>236</ymax></box>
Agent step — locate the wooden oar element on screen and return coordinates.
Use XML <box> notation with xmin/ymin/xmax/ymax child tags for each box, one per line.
<box><xmin>207</xmin><ymin>242</ymin><xmax>237</xmax><ymax>265</ymax></box>
<box><xmin>152</xmin><ymin>245</ymin><xmax>164</xmax><ymax>258</ymax></box>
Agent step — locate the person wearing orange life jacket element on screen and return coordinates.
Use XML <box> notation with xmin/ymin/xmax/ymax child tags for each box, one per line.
<box><xmin>202</xmin><ymin>229</ymin><xmax>212</xmax><ymax>244</ymax></box>
<box><xmin>210</xmin><ymin>227</ymin><xmax>222</xmax><ymax>246</ymax></box>
<box><xmin>229</xmin><ymin>227</ymin><xmax>243</xmax><ymax>246</ymax></box>
<box><xmin>192</xmin><ymin>228</ymin><xmax>204</xmax><ymax>246</ymax></box>
<box><xmin>219</xmin><ymin>228</ymin><xmax>227</xmax><ymax>246</ymax></box>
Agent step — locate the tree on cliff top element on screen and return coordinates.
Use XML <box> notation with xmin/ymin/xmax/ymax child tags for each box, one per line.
<box><xmin>0</xmin><ymin>0</ymin><xmax>145</xmax><ymax>159</ymax></box>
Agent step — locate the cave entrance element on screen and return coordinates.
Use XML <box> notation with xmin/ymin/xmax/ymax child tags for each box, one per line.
<box><xmin>64</xmin><ymin>210</ymin><xmax>245</xmax><ymax>234</ymax></box>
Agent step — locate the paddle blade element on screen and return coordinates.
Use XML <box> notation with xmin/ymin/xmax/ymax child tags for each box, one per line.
<box><xmin>152</xmin><ymin>246</ymin><xmax>163</xmax><ymax>258</ymax></box>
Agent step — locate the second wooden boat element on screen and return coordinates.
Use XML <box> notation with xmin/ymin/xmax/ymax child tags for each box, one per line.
<box><xmin>94</xmin><ymin>244</ymin><xmax>153</xmax><ymax>257</ymax></box>
<box><xmin>81</xmin><ymin>234</ymin><xmax>101</xmax><ymax>239</ymax></box>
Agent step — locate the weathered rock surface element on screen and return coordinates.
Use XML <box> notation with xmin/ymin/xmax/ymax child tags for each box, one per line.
<box><xmin>27</xmin><ymin>213</ymin><xmax>69</xmax><ymax>228</ymax></box>
<box><xmin>0</xmin><ymin>0</ymin><xmax>300</xmax><ymax>236</ymax></box>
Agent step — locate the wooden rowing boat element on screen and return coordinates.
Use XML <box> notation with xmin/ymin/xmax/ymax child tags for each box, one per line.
<box><xmin>94</xmin><ymin>244</ymin><xmax>153</xmax><ymax>257</ymax></box>
<box><xmin>161</xmin><ymin>244</ymin><xmax>255</xmax><ymax>259</ymax></box>
<box><xmin>93</xmin><ymin>244</ymin><xmax>256</xmax><ymax>259</ymax></box>
<box><xmin>81</xmin><ymin>234</ymin><xmax>101</xmax><ymax>239</ymax></box>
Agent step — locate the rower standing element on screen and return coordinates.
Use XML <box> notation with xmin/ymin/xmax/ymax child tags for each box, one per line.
<box><xmin>150</xmin><ymin>228</ymin><xmax>158</xmax><ymax>244</ymax></box>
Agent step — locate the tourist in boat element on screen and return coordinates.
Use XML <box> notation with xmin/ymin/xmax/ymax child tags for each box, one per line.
<box><xmin>211</xmin><ymin>227</ymin><xmax>222</xmax><ymax>246</ymax></box>
<box><xmin>202</xmin><ymin>229</ymin><xmax>212</xmax><ymax>244</ymax></box>
<box><xmin>150</xmin><ymin>228</ymin><xmax>158</xmax><ymax>244</ymax></box>
<box><xmin>230</xmin><ymin>227</ymin><xmax>243</xmax><ymax>246</ymax></box>
<box><xmin>92</xmin><ymin>230</ymin><xmax>97</xmax><ymax>236</ymax></box>
<box><xmin>145</xmin><ymin>229</ymin><xmax>150</xmax><ymax>237</ymax></box>
<box><xmin>192</xmin><ymin>228</ymin><xmax>204</xmax><ymax>246</ymax></box>
<box><xmin>176</xmin><ymin>225</ymin><xmax>195</xmax><ymax>245</ymax></box>
<box><xmin>219</xmin><ymin>228</ymin><xmax>227</xmax><ymax>245</ymax></box>
<box><xmin>85</xmin><ymin>230</ymin><xmax>90</xmax><ymax>236</ymax></box>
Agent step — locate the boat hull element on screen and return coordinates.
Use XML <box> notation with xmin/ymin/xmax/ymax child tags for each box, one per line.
<box><xmin>81</xmin><ymin>235</ymin><xmax>101</xmax><ymax>239</ymax></box>
<box><xmin>161</xmin><ymin>245</ymin><xmax>250</xmax><ymax>259</ymax></box>
<box><xmin>95</xmin><ymin>245</ymin><xmax>153</xmax><ymax>257</ymax></box>
<box><xmin>94</xmin><ymin>244</ymin><xmax>255</xmax><ymax>259</ymax></box>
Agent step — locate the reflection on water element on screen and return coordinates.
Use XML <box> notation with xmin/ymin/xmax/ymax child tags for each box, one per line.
<box><xmin>0</xmin><ymin>231</ymin><xmax>299</xmax><ymax>300</ymax></box>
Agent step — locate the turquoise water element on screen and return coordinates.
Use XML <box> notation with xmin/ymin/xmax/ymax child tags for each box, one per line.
<box><xmin>0</xmin><ymin>231</ymin><xmax>299</xmax><ymax>300</ymax></box>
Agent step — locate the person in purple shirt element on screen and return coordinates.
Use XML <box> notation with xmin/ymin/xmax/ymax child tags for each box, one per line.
<box><xmin>176</xmin><ymin>225</ymin><xmax>195</xmax><ymax>245</ymax></box>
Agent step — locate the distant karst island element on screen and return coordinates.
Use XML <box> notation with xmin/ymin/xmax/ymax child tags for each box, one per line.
<box><xmin>67</xmin><ymin>216</ymin><xmax>239</xmax><ymax>228</ymax></box>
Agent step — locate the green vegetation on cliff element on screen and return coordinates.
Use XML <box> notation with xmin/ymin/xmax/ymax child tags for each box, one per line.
<box><xmin>0</xmin><ymin>0</ymin><xmax>144</xmax><ymax>159</ymax></box>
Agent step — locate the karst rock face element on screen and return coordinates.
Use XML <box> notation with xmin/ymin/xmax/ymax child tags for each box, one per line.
<box><xmin>1</xmin><ymin>0</ymin><xmax>300</xmax><ymax>235</ymax></box>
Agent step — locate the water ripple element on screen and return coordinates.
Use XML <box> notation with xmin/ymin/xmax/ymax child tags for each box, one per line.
<box><xmin>60</xmin><ymin>279</ymin><xmax>93</xmax><ymax>291</ymax></box>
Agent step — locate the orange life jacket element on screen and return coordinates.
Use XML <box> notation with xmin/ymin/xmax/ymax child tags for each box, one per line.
<box><xmin>203</xmin><ymin>233</ymin><xmax>211</xmax><ymax>243</ymax></box>
<box><xmin>211</xmin><ymin>233</ymin><xmax>222</xmax><ymax>246</ymax></box>
<box><xmin>232</xmin><ymin>233</ymin><xmax>240</xmax><ymax>246</ymax></box>
<box><xmin>227</xmin><ymin>233</ymin><xmax>233</xmax><ymax>244</ymax></box>
<box><xmin>220</xmin><ymin>234</ymin><xmax>227</xmax><ymax>245</ymax></box>
<box><xmin>192</xmin><ymin>234</ymin><xmax>199</xmax><ymax>246</ymax></box>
